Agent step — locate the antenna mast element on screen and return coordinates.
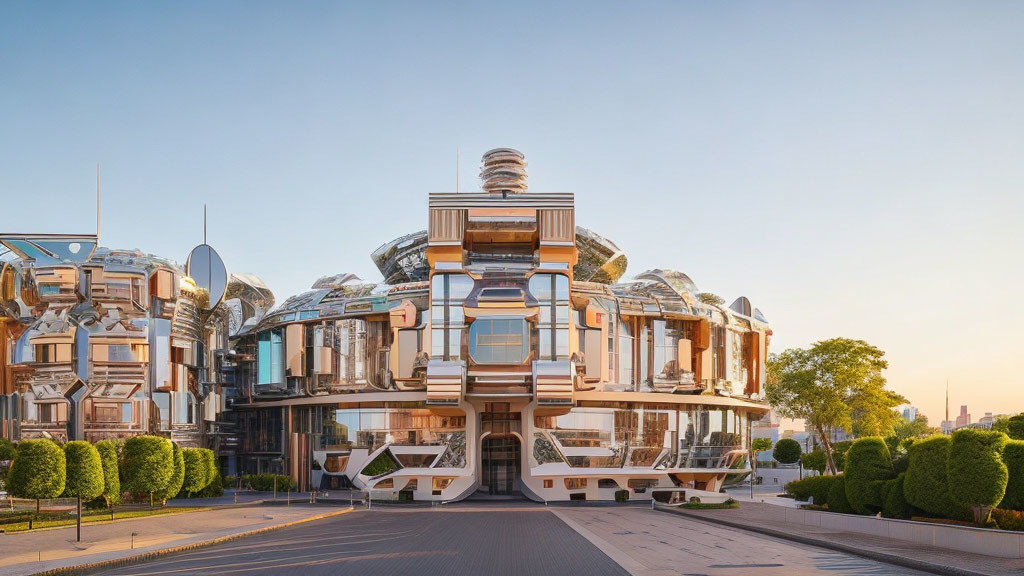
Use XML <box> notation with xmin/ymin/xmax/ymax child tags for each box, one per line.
<box><xmin>456</xmin><ymin>148</ymin><xmax>460</xmax><ymax>193</ymax></box>
<box><xmin>96</xmin><ymin>163</ymin><xmax>101</xmax><ymax>242</ymax></box>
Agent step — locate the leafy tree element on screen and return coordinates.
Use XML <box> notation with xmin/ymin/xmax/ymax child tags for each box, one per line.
<box><xmin>94</xmin><ymin>440</ymin><xmax>121</xmax><ymax>506</ymax></box>
<box><xmin>122</xmin><ymin>436</ymin><xmax>174</xmax><ymax>504</ymax></box>
<box><xmin>1000</xmin><ymin>440</ymin><xmax>1024</xmax><ymax>511</ymax></box>
<box><xmin>766</xmin><ymin>338</ymin><xmax>905</xmax><ymax>474</ymax></box>
<box><xmin>948</xmin><ymin>429</ymin><xmax>1008</xmax><ymax>522</ymax></box>
<box><xmin>181</xmin><ymin>448</ymin><xmax>209</xmax><ymax>495</ymax></box>
<box><xmin>0</xmin><ymin>438</ymin><xmax>16</xmax><ymax>461</ymax></box>
<box><xmin>751</xmin><ymin>438</ymin><xmax>773</xmax><ymax>455</ymax></box>
<box><xmin>889</xmin><ymin>415</ymin><xmax>931</xmax><ymax>454</ymax></box>
<box><xmin>773</xmin><ymin>438</ymin><xmax>801</xmax><ymax>464</ymax></box>
<box><xmin>7</xmin><ymin>439</ymin><xmax>66</xmax><ymax>508</ymax></box>
<box><xmin>844</xmin><ymin>437</ymin><xmax>894</xmax><ymax>515</ymax></box>
<box><xmin>63</xmin><ymin>441</ymin><xmax>104</xmax><ymax>502</ymax></box>
<box><xmin>157</xmin><ymin>443</ymin><xmax>185</xmax><ymax>502</ymax></box>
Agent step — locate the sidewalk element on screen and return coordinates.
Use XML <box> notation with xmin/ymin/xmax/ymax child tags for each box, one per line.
<box><xmin>658</xmin><ymin>501</ymin><xmax>1024</xmax><ymax>576</ymax></box>
<box><xmin>0</xmin><ymin>503</ymin><xmax>353</xmax><ymax>576</ymax></box>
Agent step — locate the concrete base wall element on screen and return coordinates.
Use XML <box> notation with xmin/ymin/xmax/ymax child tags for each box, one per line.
<box><xmin>781</xmin><ymin>507</ymin><xmax>1024</xmax><ymax>558</ymax></box>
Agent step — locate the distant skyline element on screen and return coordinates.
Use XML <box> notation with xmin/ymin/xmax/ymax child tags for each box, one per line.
<box><xmin>2</xmin><ymin>2</ymin><xmax>1022</xmax><ymax>425</ymax></box>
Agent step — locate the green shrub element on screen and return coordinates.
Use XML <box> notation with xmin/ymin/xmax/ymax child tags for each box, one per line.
<box><xmin>614</xmin><ymin>489</ymin><xmax>629</xmax><ymax>502</ymax></box>
<box><xmin>826</xmin><ymin>474</ymin><xmax>854</xmax><ymax>513</ymax></box>
<box><xmin>773</xmin><ymin>439</ymin><xmax>801</xmax><ymax>465</ymax></box>
<box><xmin>844</xmin><ymin>437</ymin><xmax>894</xmax><ymax>515</ymax></box>
<box><xmin>882</xmin><ymin>474</ymin><xmax>912</xmax><ymax>519</ymax></box>
<box><xmin>998</xmin><ymin>440</ymin><xmax>1024</xmax><ymax>511</ymax></box>
<box><xmin>240</xmin><ymin>473</ymin><xmax>296</xmax><ymax>492</ymax></box>
<box><xmin>191</xmin><ymin>470</ymin><xmax>225</xmax><ymax>498</ymax></box>
<box><xmin>94</xmin><ymin>440</ymin><xmax>121</xmax><ymax>506</ymax></box>
<box><xmin>785</xmin><ymin>475</ymin><xmax>835</xmax><ymax>505</ymax></box>
<box><xmin>0</xmin><ymin>438</ymin><xmax>16</xmax><ymax>461</ymax></box>
<box><xmin>1008</xmin><ymin>415</ymin><xmax>1024</xmax><ymax>441</ymax></box>
<box><xmin>801</xmin><ymin>450</ymin><xmax>826</xmax><ymax>474</ymax></box>
<box><xmin>892</xmin><ymin>453</ymin><xmax>910</xmax><ymax>475</ymax></box>
<box><xmin>361</xmin><ymin>451</ymin><xmax>400</xmax><ymax>477</ymax></box>
<box><xmin>158</xmin><ymin>443</ymin><xmax>185</xmax><ymax>501</ymax></box>
<box><xmin>182</xmin><ymin>448</ymin><xmax>209</xmax><ymax>495</ymax></box>
<box><xmin>7</xmin><ymin>439</ymin><xmax>66</xmax><ymax>499</ymax></box>
<box><xmin>948</xmin><ymin>429</ymin><xmax>1008</xmax><ymax>516</ymax></box>
<box><xmin>904</xmin><ymin>435</ymin><xmax>963</xmax><ymax>519</ymax></box>
<box><xmin>122</xmin><ymin>436</ymin><xmax>174</xmax><ymax>499</ymax></box>
<box><xmin>200</xmin><ymin>449</ymin><xmax>217</xmax><ymax>486</ymax></box>
<box><xmin>62</xmin><ymin>441</ymin><xmax>104</xmax><ymax>501</ymax></box>
<box><xmin>992</xmin><ymin>508</ymin><xmax>1024</xmax><ymax>531</ymax></box>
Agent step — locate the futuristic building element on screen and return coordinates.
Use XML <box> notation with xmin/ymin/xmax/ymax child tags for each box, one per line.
<box><xmin>0</xmin><ymin>148</ymin><xmax>771</xmax><ymax>502</ymax></box>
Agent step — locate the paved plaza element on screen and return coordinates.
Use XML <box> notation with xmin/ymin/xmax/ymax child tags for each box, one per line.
<box><xmin>88</xmin><ymin>503</ymin><xmax>933</xmax><ymax>576</ymax></box>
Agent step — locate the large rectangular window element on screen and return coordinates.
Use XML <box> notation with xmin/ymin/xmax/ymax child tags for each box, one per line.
<box><xmin>470</xmin><ymin>318</ymin><xmax>529</xmax><ymax>364</ymax></box>
<box><xmin>529</xmin><ymin>273</ymin><xmax>570</xmax><ymax>360</ymax></box>
<box><xmin>257</xmin><ymin>328</ymin><xmax>284</xmax><ymax>384</ymax></box>
<box><xmin>430</xmin><ymin>274</ymin><xmax>471</xmax><ymax>361</ymax></box>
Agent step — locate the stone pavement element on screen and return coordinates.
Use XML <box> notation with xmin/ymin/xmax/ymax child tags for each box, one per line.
<box><xmin>0</xmin><ymin>503</ymin><xmax>352</xmax><ymax>576</ymax></box>
<box><xmin>661</xmin><ymin>501</ymin><xmax>1024</xmax><ymax>576</ymax></box>
<box><xmin>551</xmin><ymin>505</ymin><xmax>931</xmax><ymax>575</ymax></box>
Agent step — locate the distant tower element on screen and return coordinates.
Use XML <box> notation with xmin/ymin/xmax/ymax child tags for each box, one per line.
<box><xmin>480</xmin><ymin>148</ymin><xmax>528</xmax><ymax>194</ymax></box>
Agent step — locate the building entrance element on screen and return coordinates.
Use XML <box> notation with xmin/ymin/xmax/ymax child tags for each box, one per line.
<box><xmin>480</xmin><ymin>403</ymin><xmax>522</xmax><ymax>496</ymax></box>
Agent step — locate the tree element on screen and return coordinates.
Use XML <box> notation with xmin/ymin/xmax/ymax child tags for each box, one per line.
<box><xmin>947</xmin><ymin>429</ymin><xmax>1008</xmax><ymax>523</ymax></box>
<box><xmin>7</xmin><ymin>439</ymin><xmax>66</xmax><ymax>509</ymax></box>
<box><xmin>157</xmin><ymin>443</ymin><xmax>185</xmax><ymax>503</ymax></box>
<box><xmin>890</xmin><ymin>415</ymin><xmax>931</xmax><ymax>446</ymax></box>
<box><xmin>773</xmin><ymin>438</ymin><xmax>802</xmax><ymax>465</ymax></box>
<box><xmin>122</xmin><ymin>436</ymin><xmax>174</xmax><ymax>506</ymax></box>
<box><xmin>181</xmin><ymin>448</ymin><xmax>209</xmax><ymax>496</ymax></box>
<box><xmin>63</xmin><ymin>441</ymin><xmax>104</xmax><ymax>501</ymax></box>
<box><xmin>94</xmin><ymin>440</ymin><xmax>121</xmax><ymax>507</ymax></box>
<box><xmin>766</xmin><ymin>338</ymin><xmax>905</xmax><ymax>474</ymax></box>
<box><xmin>752</xmin><ymin>438</ymin><xmax>773</xmax><ymax>455</ymax></box>
<box><xmin>843</xmin><ymin>437</ymin><xmax>894</xmax><ymax>515</ymax></box>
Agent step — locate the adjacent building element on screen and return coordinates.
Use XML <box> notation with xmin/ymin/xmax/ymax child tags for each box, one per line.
<box><xmin>0</xmin><ymin>149</ymin><xmax>771</xmax><ymax>501</ymax></box>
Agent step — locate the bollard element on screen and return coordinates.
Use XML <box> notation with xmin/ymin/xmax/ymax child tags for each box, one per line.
<box><xmin>287</xmin><ymin>490</ymin><xmax>290</xmax><ymax>506</ymax></box>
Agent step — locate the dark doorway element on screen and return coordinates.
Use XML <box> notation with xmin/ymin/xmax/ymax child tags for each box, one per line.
<box><xmin>481</xmin><ymin>434</ymin><xmax>521</xmax><ymax>495</ymax></box>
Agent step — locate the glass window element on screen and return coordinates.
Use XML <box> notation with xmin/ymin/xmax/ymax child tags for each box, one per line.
<box><xmin>470</xmin><ymin>318</ymin><xmax>529</xmax><ymax>364</ymax></box>
<box><xmin>108</xmin><ymin>344</ymin><xmax>132</xmax><ymax>362</ymax></box>
<box><xmin>617</xmin><ymin>319</ymin><xmax>634</xmax><ymax>387</ymax></box>
<box><xmin>258</xmin><ymin>329</ymin><xmax>284</xmax><ymax>384</ymax></box>
<box><xmin>430</xmin><ymin>274</ymin><xmax>471</xmax><ymax>361</ymax></box>
<box><xmin>530</xmin><ymin>274</ymin><xmax>570</xmax><ymax>361</ymax></box>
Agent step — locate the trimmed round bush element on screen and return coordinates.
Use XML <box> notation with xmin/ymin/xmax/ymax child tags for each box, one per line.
<box><xmin>904</xmin><ymin>435</ymin><xmax>961</xmax><ymax>519</ymax></box>
<box><xmin>827</xmin><ymin>474</ymin><xmax>854</xmax><ymax>513</ymax></box>
<box><xmin>948</xmin><ymin>429</ymin><xmax>1008</xmax><ymax>514</ymax></box>
<box><xmin>158</xmin><ymin>443</ymin><xmax>185</xmax><ymax>501</ymax></box>
<box><xmin>785</xmin><ymin>475</ymin><xmax>835</xmax><ymax>505</ymax></box>
<box><xmin>94</xmin><ymin>440</ymin><xmax>121</xmax><ymax>506</ymax></box>
<box><xmin>773</xmin><ymin>439</ymin><xmax>802</xmax><ymax>465</ymax></box>
<box><xmin>882</xmin><ymin>474</ymin><xmax>912</xmax><ymax>519</ymax></box>
<box><xmin>844</xmin><ymin>437</ymin><xmax>894</xmax><ymax>515</ymax></box>
<box><xmin>7</xmin><ymin>438</ymin><xmax>66</xmax><ymax>499</ymax></box>
<box><xmin>1008</xmin><ymin>415</ymin><xmax>1024</xmax><ymax>441</ymax></box>
<box><xmin>63</xmin><ymin>441</ymin><xmax>104</xmax><ymax>502</ymax></box>
<box><xmin>1000</xmin><ymin>440</ymin><xmax>1024</xmax><ymax>511</ymax></box>
<box><xmin>181</xmin><ymin>447</ymin><xmax>209</xmax><ymax>495</ymax></box>
<box><xmin>122</xmin><ymin>435</ymin><xmax>174</xmax><ymax>498</ymax></box>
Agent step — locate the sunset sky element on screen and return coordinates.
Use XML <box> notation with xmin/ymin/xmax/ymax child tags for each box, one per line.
<box><xmin>2</xmin><ymin>1</ymin><xmax>1022</xmax><ymax>424</ymax></box>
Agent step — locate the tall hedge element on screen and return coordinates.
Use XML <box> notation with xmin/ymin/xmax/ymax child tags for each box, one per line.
<box><xmin>182</xmin><ymin>447</ymin><xmax>209</xmax><ymax>495</ymax></box>
<box><xmin>122</xmin><ymin>435</ymin><xmax>174</xmax><ymax>498</ymax></box>
<box><xmin>773</xmin><ymin>438</ymin><xmax>802</xmax><ymax>465</ymax></box>
<box><xmin>844</xmin><ymin>437</ymin><xmax>893</xmax><ymax>515</ymax></box>
<box><xmin>948</xmin><ymin>429</ymin><xmax>1008</xmax><ymax>514</ymax></box>
<box><xmin>827</xmin><ymin>474</ymin><xmax>854</xmax><ymax>513</ymax></box>
<box><xmin>7</xmin><ymin>439</ymin><xmax>66</xmax><ymax>499</ymax></box>
<box><xmin>904</xmin><ymin>435</ymin><xmax>961</xmax><ymax>519</ymax></box>
<box><xmin>201</xmin><ymin>449</ymin><xmax>218</xmax><ymax>487</ymax></box>
<box><xmin>0</xmin><ymin>438</ymin><xmax>16</xmax><ymax>461</ymax></box>
<box><xmin>94</xmin><ymin>440</ymin><xmax>121</xmax><ymax>506</ymax></box>
<box><xmin>63</xmin><ymin>441</ymin><xmax>104</xmax><ymax>501</ymax></box>
<box><xmin>157</xmin><ymin>443</ymin><xmax>185</xmax><ymax>501</ymax></box>
<box><xmin>1008</xmin><ymin>415</ymin><xmax>1024</xmax><ymax>441</ymax></box>
<box><xmin>882</xmin><ymin>474</ymin><xmax>912</xmax><ymax>519</ymax></box>
<box><xmin>1000</xmin><ymin>440</ymin><xmax>1024</xmax><ymax>511</ymax></box>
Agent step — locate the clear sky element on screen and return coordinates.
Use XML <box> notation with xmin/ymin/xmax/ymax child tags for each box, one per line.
<box><xmin>2</xmin><ymin>2</ymin><xmax>1022</xmax><ymax>425</ymax></box>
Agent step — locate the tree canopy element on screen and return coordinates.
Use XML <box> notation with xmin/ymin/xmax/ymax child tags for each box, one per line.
<box><xmin>7</xmin><ymin>439</ymin><xmax>66</xmax><ymax>499</ymax></box>
<box><xmin>773</xmin><ymin>438</ymin><xmax>802</xmax><ymax>464</ymax></box>
<box><xmin>766</xmin><ymin>338</ymin><xmax>905</xmax><ymax>473</ymax></box>
<box><xmin>751</xmin><ymin>438</ymin><xmax>773</xmax><ymax>454</ymax></box>
<box><xmin>63</xmin><ymin>441</ymin><xmax>105</xmax><ymax>501</ymax></box>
